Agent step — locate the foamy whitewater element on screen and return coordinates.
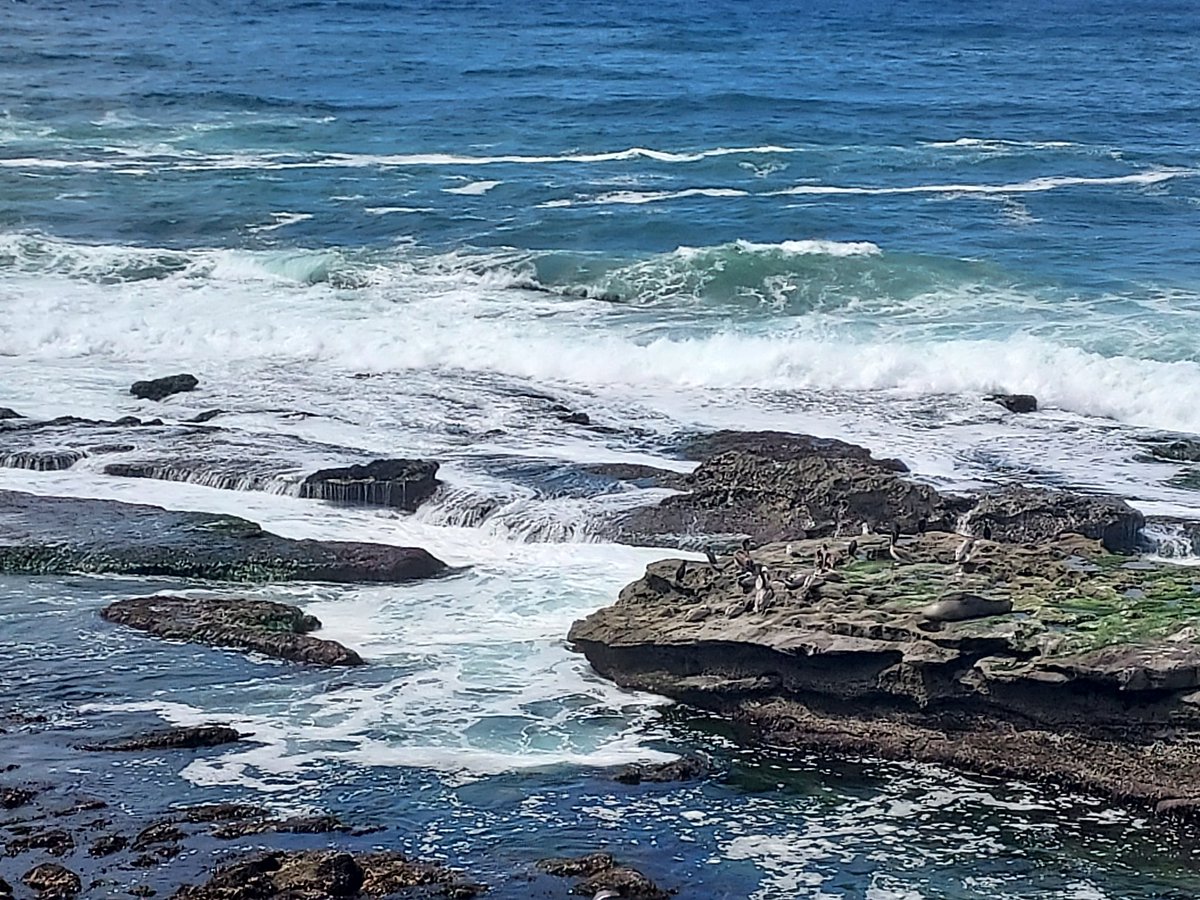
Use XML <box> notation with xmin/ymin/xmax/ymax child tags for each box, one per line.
<box><xmin>3</xmin><ymin>0</ymin><xmax>1200</xmax><ymax>895</ymax></box>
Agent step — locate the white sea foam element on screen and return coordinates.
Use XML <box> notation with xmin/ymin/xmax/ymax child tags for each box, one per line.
<box><xmin>443</xmin><ymin>179</ymin><xmax>502</xmax><ymax>195</ymax></box>
<box><xmin>0</xmin><ymin>144</ymin><xmax>806</xmax><ymax>175</ymax></box>
<box><xmin>363</xmin><ymin>206</ymin><xmax>431</xmax><ymax>215</ymax></box>
<box><xmin>247</xmin><ymin>211</ymin><xmax>314</xmax><ymax>233</ymax></box>
<box><xmin>545</xmin><ymin>169</ymin><xmax>1193</xmax><ymax>206</ymax></box>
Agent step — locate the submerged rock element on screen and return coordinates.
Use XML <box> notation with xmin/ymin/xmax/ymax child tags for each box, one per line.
<box><xmin>79</xmin><ymin>725</ymin><xmax>243</xmax><ymax>752</ymax></box>
<box><xmin>0</xmin><ymin>491</ymin><xmax>446</xmax><ymax>583</ymax></box>
<box><xmin>612</xmin><ymin>755</ymin><xmax>713</xmax><ymax>784</ymax></box>
<box><xmin>300</xmin><ymin>458</ymin><xmax>440</xmax><ymax>511</ymax></box>
<box><xmin>101</xmin><ymin>595</ymin><xmax>364</xmax><ymax>666</ymax></box>
<box><xmin>986</xmin><ymin>393</ymin><xmax>1039</xmax><ymax>413</ymax></box>
<box><xmin>1141</xmin><ymin>436</ymin><xmax>1200</xmax><ymax>464</ymax></box>
<box><xmin>130</xmin><ymin>373</ymin><xmax>199</xmax><ymax>401</ymax></box>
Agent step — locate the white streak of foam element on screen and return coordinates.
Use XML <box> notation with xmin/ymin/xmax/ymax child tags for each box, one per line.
<box><xmin>443</xmin><ymin>180</ymin><xmax>502</xmax><ymax>195</ymax></box>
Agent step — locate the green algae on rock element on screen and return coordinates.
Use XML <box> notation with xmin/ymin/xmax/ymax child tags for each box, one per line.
<box><xmin>0</xmin><ymin>490</ymin><xmax>445</xmax><ymax>583</ymax></box>
<box><xmin>569</xmin><ymin>532</ymin><xmax>1200</xmax><ymax>808</ymax></box>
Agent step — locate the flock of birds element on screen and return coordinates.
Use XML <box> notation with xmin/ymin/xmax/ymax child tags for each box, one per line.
<box><xmin>674</xmin><ymin>520</ymin><xmax>993</xmax><ymax>619</ymax></box>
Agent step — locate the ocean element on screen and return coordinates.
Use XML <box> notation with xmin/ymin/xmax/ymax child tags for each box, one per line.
<box><xmin>2</xmin><ymin>0</ymin><xmax>1199</xmax><ymax>895</ymax></box>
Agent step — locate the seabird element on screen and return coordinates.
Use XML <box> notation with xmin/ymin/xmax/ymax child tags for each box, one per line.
<box><xmin>704</xmin><ymin>547</ymin><xmax>720</xmax><ymax>570</ymax></box>
<box><xmin>816</xmin><ymin>543</ymin><xmax>830</xmax><ymax>571</ymax></box>
<box><xmin>954</xmin><ymin>535</ymin><xmax>976</xmax><ymax>565</ymax></box>
<box><xmin>861</xmin><ymin>521</ymin><xmax>871</xmax><ymax>535</ymax></box>
<box><xmin>753</xmin><ymin>568</ymin><xmax>775</xmax><ymax>613</ymax></box>
<box><xmin>847</xmin><ymin>539</ymin><xmax>858</xmax><ymax>559</ymax></box>
<box><xmin>675</xmin><ymin>559</ymin><xmax>688</xmax><ymax>583</ymax></box>
<box><xmin>737</xmin><ymin>570</ymin><xmax>757</xmax><ymax>593</ymax></box>
<box><xmin>982</xmin><ymin>522</ymin><xmax>993</xmax><ymax>540</ymax></box>
<box><xmin>888</xmin><ymin>527</ymin><xmax>912</xmax><ymax>565</ymax></box>
<box><xmin>734</xmin><ymin>549</ymin><xmax>755</xmax><ymax>573</ymax></box>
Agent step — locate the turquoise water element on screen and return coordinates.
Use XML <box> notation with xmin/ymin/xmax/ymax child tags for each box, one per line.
<box><xmin>3</xmin><ymin>1</ymin><xmax>1200</xmax><ymax>895</ymax></box>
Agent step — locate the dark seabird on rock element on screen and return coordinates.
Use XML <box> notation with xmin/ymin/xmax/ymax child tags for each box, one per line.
<box><xmin>847</xmin><ymin>539</ymin><xmax>858</xmax><ymax>559</ymax></box>
<box><xmin>888</xmin><ymin>527</ymin><xmax>913</xmax><ymax>565</ymax></box>
<box><xmin>675</xmin><ymin>559</ymin><xmax>688</xmax><ymax>583</ymax></box>
<box><xmin>983</xmin><ymin>522</ymin><xmax>993</xmax><ymax>540</ymax></box>
<box><xmin>704</xmin><ymin>547</ymin><xmax>720</xmax><ymax>570</ymax></box>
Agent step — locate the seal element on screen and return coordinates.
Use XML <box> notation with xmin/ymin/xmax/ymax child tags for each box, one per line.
<box><xmin>921</xmin><ymin>593</ymin><xmax>1013</xmax><ymax>623</ymax></box>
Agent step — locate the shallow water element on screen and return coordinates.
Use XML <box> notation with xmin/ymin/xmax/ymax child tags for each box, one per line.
<box><xmin>3</xmin><ymin>0</ymin><xmax>1200</xmax><ymax>894</ymax></box>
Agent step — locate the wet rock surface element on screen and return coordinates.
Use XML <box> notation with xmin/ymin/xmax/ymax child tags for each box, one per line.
<box><xmin>21</xmin><ymin>863</ymin><xmax>80</xmax><ymax>898</ymax></box>
<box><xmin>570</xmin><ymin>531</ymin><xmax>1200</xmax><ymax>805</ymax></box>
<box><xmin>968</xmin><ymin>485</ymin><xmax>1143</xmax><ymax>553</ymax></box>
<box><xmin>78</xmin><ymin>725</ymin><xmax>243</xmax><ymax>752</ymax></box>
<box><xmin>613</xmin><ymin>429</ymin><xmax>1143</xmax><ymax>553</ymax></box>
<box><xmin>300</xmin><ymin>458</ymin><xmax>441</xmax><ymax>511</ymax></box>
<box><xmin>986</xmin><ymin>393</ymin><xmax>1038</xmax><ymax>413</ymax></box>
<box><xmin>536</xmin><ymin>853</ymin><xmax>668</xmax><ymax>899</ymax></box>
<box><xmin>611</xmin><ymin>755</ymin><xmax>712</xmax><ymax>785</ymax></box>
<box><xmin>130</xmin><ymin>374</ymin><xmax>199</xmax><ymax>402</ymax></box>
<box><xmin>101</xmin><ymin>595</ymin><xmax>364</xmax><ymax>666</ymax></box>
<box><xmin>1141</xmin><ymin>436</ymin><xmax>1200</xmax><ymax>464</ymax></box>
<box><xmin>172</xmin><ymin>849</ymin><xmax>485</xmax><ymax>899</ymax></box>
<box><xmin>0</xmin><ymin>491</ymin><xmax>446</xmax><ymax>583</ymax></box>
<box><xmin>615</xmin><ymin>432</ymin><xmax>956</xmax><ymax>548</ymax></box>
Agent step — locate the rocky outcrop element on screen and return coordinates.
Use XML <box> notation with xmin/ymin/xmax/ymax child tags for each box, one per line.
<box><xmin>0</xmin><ymin>491</ymin><xmax>446</xmax><ymax>583</ymax></box>
<box><xmin>612</xmin><ymin>755</ymin><xmax>713</xmax><ymax>784</ymax></box>
<box><xmin>101</xmin><ymin>596</ymin><xmax>364</xmax><ymax>665</ymax></box>
<box><xmin>173</xmin><ymin>850</ymin><xmax>484</xmax><ymax>899</ymax></box>
<box><xmin>0</xmin><ymin>408</ymin><xmax>22</xmax><ymax>421</ymax></box>
<box><xmin>536</xmin><ymin>854</ymin><xmax>667</xmax><ymax>900</ymax></box>
<box><xmin>21</xmin><ymin>864</ymin><xmax>81</xmax><ymax>898</ymax></box>
<box><xmin>130</xmin><ymin>373</ymin><xmax>198</xmax><ymax>401</ymax></box>
<box><xmin>79</xmin><ymin>725</ymin><xmax>244</xmax><ymax>752</ymax></box>
<box><xmin>615</xmin><ymin>433</ymin><xmax>955</xmax><ymax>548</ymax></box>
<box><xmin>968</xmin><ymin>485</ymin><xmax>1143</xmax><ymax>553</ymax></box>
<box><xmin>569</xmin><ymin>533</ymin><xmax>1200</xmax><ymax>806</ymax></box>
<box><xmin>986</xmin><ymin>393</ymin><xmax>1038</xmax><ymax>413</ymax></box>
<box><xmin>612</xmin><ymin>429</ymin><xmax>1144</xmax><ymax>553</ymax></box>
<box><xmin>300</xmin><ymin>458</ymin><xmax>440</xmax><ymax>511</ymax></box>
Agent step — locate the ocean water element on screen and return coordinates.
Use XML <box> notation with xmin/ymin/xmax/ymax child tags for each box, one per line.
<box><xmin>3</xmin><ymin>0</ymin><xmax>1200</xmax><ymax>895</ymax></box>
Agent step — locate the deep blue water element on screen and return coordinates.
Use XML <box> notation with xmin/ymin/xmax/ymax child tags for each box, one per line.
<box><xmin>3</xmin><ymin>1</ymin><xmax>1200</xmax><ymax>896</ymax></box>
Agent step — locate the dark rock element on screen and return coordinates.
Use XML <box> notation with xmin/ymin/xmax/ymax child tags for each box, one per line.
<box><xmin>1155</xmin><ymin>797</ymin><xmax>1200</xmax><ymax>819</ymax></box>
<box><xmin>101</xmin><ymin>595</ymin><xmax>364</xmax><ymax>666</ymax></box>
<box><xmin>968</xmin><ymin>485</ymin><xmax>1143</xmax><ymax>553</ymax></box>
<box><xmin>186</xmin><ymin>409</ymin><xmax>225</xmax><ymax>424</ymax></box>
<box><xmin>986</xmin><ymin>393</ymin><xmax>1039</xmax><ymax>414</ymax></box>
<box><xmin>21</xmin><ymin>864</ymin><xmax>80</xmax><ymax>898</ymax></box>
<box><xmin>0</xmin><ymin>491</ymin><xmax>446</xmax><ymax>583</ymax></box>
<box><xmin>88</xmin><ymin>834</ymin><xmax>129</xmax><ymax>857</ymax></box>
<box><xmin>0</xmin><ymin>876</ymin><xmax>11</xmax><ymax>900</ymax></box>
<box><xmin>1</xmin><ymin>786</ymin><xmax>36</xmax><ymax>809</ymax></box>
<box><xmin>176</xmin><ymin>802</ymin><xmax>266</xmax><ymax>824</ymax></box>
<box><xmin>612</xmin><ymin>755</ymin><xmax>712</xmax><ymax>784</ymax></box>
<box><xmin>0</xmin><ymin>408</ymin><xmax>23</xmax><ymax>420</ymax></box>
<box><xmin>576</xmin><ymin>866</ymin><xmax>669</xmax><ymax>900</ymax></box>
<box><xmin>1141</xmin><ymin>437</ymin><xmax>1200</xmax><ymax>464</ymax></box>
<box><xmin>130</xmin><ymin>374</ymin><xmax>199</xmax><ymax>402</ymax></box>
<box><xmin>132</xmin><ymin>822</ymin><xmax>185</xmax><ymax>850</ymax></box>
<box><xmin>617</xmin><ymin>439</ymin><xmax>952</xmax><ymax>548</ymax></box>
<box><xmin>0</xmin><ymin>449</ymin><xmax>87</xmax><ymax>471</ymax></box>
<box><xmin>681</xmin><ymin>430</ymin><xmax>909</xmax><ymax>471</ymax></box>
<box><xmin>577</xmin><ymin>463</ymin><xmax>687</xmax><ymax>490</ymax></box>
<box><xmin>300</xmin><ymin>458</ymin><xmax>440</xmax><ymax>511</ymax></box>
<box><xmin>7</xmin><ymin>828</ymin><xmax>74</xmax><ymax>857</ymax></box>
<box><xmin>212</xmin><ymin>814</ymin><xmax>349</xmax><ymax>840</ymax></box>
<box><xmin>79</xmin><ymin>725</ymin><xmax>243</xmax><ymax>752</ymax></box>
<box><xmin>172</xmin><ymin>849</ymin><xmax>483</xmax><ymax>899</ymax></box>
<box><xmin>536</xmin><ymin>854</ymin><xmax>615</xmax><ymax>878</ymax></box>
<box><xmin>560</xmin><ymin>411</ymin><xmax>591</xmax><ymax>426</ymax></box>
